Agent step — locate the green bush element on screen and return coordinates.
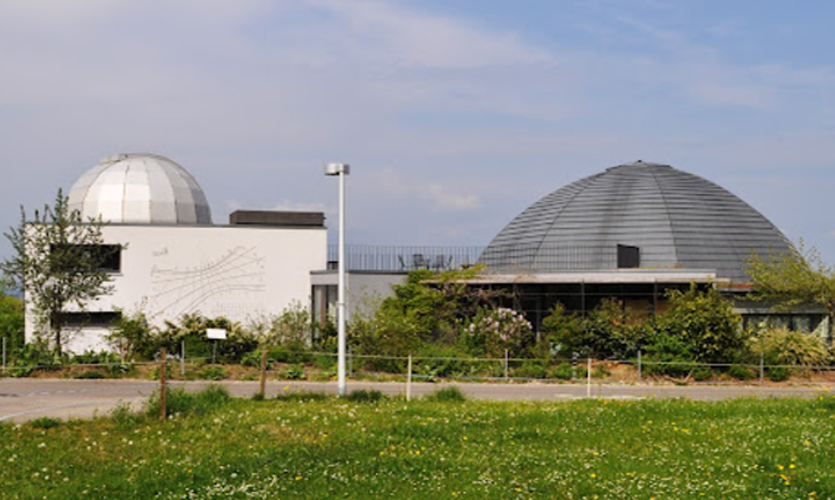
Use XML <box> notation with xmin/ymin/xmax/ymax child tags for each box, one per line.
<box><xmin>313</xmin><ymin>354</ymin><xmax>336</xmax><ymax>371</ymax></box>
<box><xmin>642</xmin><ymin>357</ymin><xmax>693</xmax><ymax>378</ymax></box>
<box><xmin>766</xmin><ymin>366</ymin><xmax>791</xmax><ymax>382</ymax></box>
<box><xmin>691</xmin><ymin>366</ymin><xmax>713</xmax><ymax>382</ymax></box>
<box><xmin>110</xmin><ymin>402</ymin><xmax>141</xmax><ymax>429</ymax></box>
<box><xmin>425</xmin><ymin>386</ymin><xmax>466</xmax><ymax>403</ymax></box>
<box><xmin>106</xmin><ymin>309</ymin><xmax>156</xmax><ymax>361</ymax></box>
<box><xmin>74</xmin><ymin>370</ymin><xmax>106</xmax><ymax>379</ymax></box>
<box><xmin>415</xmin><ymin>344</ymin><xmax>470</xmax><ymax>379</ymax></box>
<box><xmin>345</xmin><ymin>389</ymin><xmax>385</xmax><ymax>403</ymax></box>
<box><xmin>729</xmin><ymin>364</ymin><xmax>756</xmax><ymax>381</ymax></box>
<box><xmin>280</xmin><ymin>364</ymin><xmax>305</xmax><ymax>380</ymax></box>
<box><xmin>8</xmin><ymin>343</ymin><xmax>63</xmax><ymax>377</ymax></box>
<box><xmin>70</xmin><ymin>349</ymin><xmax>121</xmax><ymax>366</ymax></box>
<box><xmin>592</xmin><ymin>363</ymin><xmax>612</xmax><ymax>379</ymax></box>
<box><xmin>0</xmin><ymin>290</ymin><xmax>24</xmax><ymax>354</ymax></box>
<box><xmin>656</xmin><ymin>286</ymin><xmax>744</xmax><ymax>363</ymax></box>
<box><xmin>30</xmin><ymin>417</ymin><xmax>61</xmax><ymax>429</ymax></box>
<box><xmin>145</xmin><ymin>384</ymin><xmax>231</xmax><ymax>418</ymax></box>
<box><xmin>200</xmin><ymin>365</ymin><xmax>229</xmax><ymax>380</ymax></box>
<box><xmin>750</xmin><ymin>327</ymin><xmax>831</xmax><ymax>369</ymax></box>
<box><xmin>274</xmin><ymin>391</ymin><xmax>329</xmax><ymax>403</ymax></box>
<box><xmin>513</xmin><ymin>361</ymin><xmax>547</xmax><ymax>380</ymax></box>
<box><xmin>156</xmin><ymin>314</ymin><xmax>259</xmax><ymax>364</ymax></box>
<box><xmin>548</xmin><ymin>362</ymin><xmax>573</xmax><ymax>381</ymax></box>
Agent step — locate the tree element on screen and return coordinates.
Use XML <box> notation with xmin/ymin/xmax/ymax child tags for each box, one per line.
<box><xmin>746</xmin><ymin>242</ymin><xmax>835</xmax><ymax>344</ymax></box>
<box><xmin>0</xmin><ymin>280</ymin><xmax>24</xmax><ymax>350</ymax></box>
<box><xmin>1</xmin><ymin>190</ymin><xmax>115</xmax><ymax>353</ymax></box>
<box><xmin>656</xmin><ymin>285</ymin><xmax>744</xmax><ymax>362</ymax></box>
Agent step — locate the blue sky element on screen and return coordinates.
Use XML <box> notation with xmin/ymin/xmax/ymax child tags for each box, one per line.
<box><xmin>1</xmin><ymin>0</ymin><xmax>834</xmax><ymax>263</ymax></box>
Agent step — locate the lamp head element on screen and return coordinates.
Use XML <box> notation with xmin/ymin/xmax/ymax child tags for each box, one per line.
<box><xmin>325</xmin><ymin>163</ymin><xmax>350</xmax><ymax>176</ymax></box>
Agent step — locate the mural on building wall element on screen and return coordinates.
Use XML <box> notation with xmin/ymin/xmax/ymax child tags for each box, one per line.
<box><xmin>150</xmin><ymin>246</ymin><xmax>266</xmax><ymax>318</ymax></box>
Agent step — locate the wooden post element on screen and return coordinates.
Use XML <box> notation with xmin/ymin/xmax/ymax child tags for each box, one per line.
<box><xmin>637</xmin><ymin>350</ymin><xmax>642</xmax><ymax>382</ymax></box>
<box><xmin>504</xmin><ymin>349</ymin><xmax>509</xmax><ymax>381</ymax></box>
<box><xmin>259</xmin><ymin>347</ymin><xmax>269</xmax><ymax>399</ymax></box>
<box><xmin>587</xmin><ymin>357</ymin><xmax>592</xmax><ymax>399</ymax></box>
<box><xmin>159</xmin><ymin>347</ymin><xmax>167</xmax><ymax>420</ymax></box>
<box><xmin>759</xmin><ymin>353</ymin><xmax>765</xmax><ymax>385</ymax></box>
<box><xmin>406</xmin><ymin>354</ymin><xmax>412</xmax><ymax>402</ymax></box>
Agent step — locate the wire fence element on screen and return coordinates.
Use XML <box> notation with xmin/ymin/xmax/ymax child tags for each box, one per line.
<box><xmin>4</xmin><ymin>344</ymin><xmax>835</xmax><ymax>386</ymax></box>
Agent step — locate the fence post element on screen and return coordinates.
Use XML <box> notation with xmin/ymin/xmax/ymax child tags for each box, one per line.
<box><xmin>406</xmin><ymin>354</ymin><xmax>412</xmax><ymax>402</ymax></box>
<box><xmin>504</xmin><ymin>349</ymin><xmax>509</xmax><ymax>381</ymax></box>
<box><xmin>159</xmin><ymin>347</ymin><xmax>167</xmax><ymax>420</ymax></box>
<box><xmin>759</xmin><ymin>353</ymin><xmax>764</xmax><ymax>385</ymax></box>
<box><xmin>259</xmin><ymin>347</ymin><xmax>269</xmax><ymax>399</ymax></box>
<box><xmin>587</xmin><ymin>357</ymin><xmax>592</xmax><ymax>399</ymax></box>
<box><xmin>180</xmin><ymin>340</ymin><xmax>186</xmax><ymax>378</ymax></box>
<box><xmin>637</xmin><ymin>350</ymin><xmax>642</xmax><ymax>383</ymax></box>
<box><xmin>2</xmin><ymin>337</ymin><xmax>6</xmax><ymax>375</ymax></box>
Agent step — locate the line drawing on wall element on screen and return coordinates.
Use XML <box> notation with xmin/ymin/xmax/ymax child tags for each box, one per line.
<box><xmin>150</xmin><ymin>246</ymin><xmax>266</xmax><ymax>318</ymax></box>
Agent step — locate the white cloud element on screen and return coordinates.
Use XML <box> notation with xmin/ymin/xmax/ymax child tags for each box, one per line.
<box><xmin>305</xmin><ymin>0</ymin><xmax>552</xmax><ymax>69</ymax></box>
<box><xmin>423</xmin><ymin>184</ymin><xmax>480</xmax><ymax>211</ymax></box>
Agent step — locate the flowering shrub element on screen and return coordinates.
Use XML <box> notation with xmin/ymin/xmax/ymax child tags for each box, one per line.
<box><xmin>464</xmin><ymin>307</ymin><xmax>533</xmax><ymax>357</ymax></box>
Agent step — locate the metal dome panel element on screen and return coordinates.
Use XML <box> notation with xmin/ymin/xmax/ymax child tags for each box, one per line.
<box><xmin>480</xmin><ymin>161</ymin><xmax>791</xmax><ymax>282</ymax></box>
<box><xmin>68</xmin><ymin>154</ymin><xmax>212</xmax><ymax>225</ymax></box>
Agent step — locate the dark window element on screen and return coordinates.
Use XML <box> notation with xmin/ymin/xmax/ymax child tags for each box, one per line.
<box><xmin>50</xmin><ymin>244</ymin><xmax>122</xmax><ymax>272</ymax></box>
<box><xmin>60</xmin><ymin>311</ymin><xmax>122</xmax><ymax>328</ymax></box>
<box><xmin>617</xmin><ymin>245</ymin><xmax>640</xmax><ymax>269</ymax></box>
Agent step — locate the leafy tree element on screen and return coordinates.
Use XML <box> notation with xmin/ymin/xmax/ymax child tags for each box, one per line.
<box><xmin>1</xmin><ymin>190</ymin><xmax>115</xmax><ymax>353</ymax></box>
<box><xmin>540</xmin><ymin>299</ymin><xmax>646</xmax><ymax>359</ymax></box>
<box><xmin>463</xmin><ymin>306</ymin><xmax>534</xmax><ymax>358</ymax></box>
<box><xmin>107</xmin><ymin>308</ymin><xmax>156</xmax><ymax>361</ymax></box>
<box><xmin>539</xmin><ymin>302</ymin><xmax>584</xmax><ymax>357</ymax></box>
<box><xmin>0</xmin><ymin>280</ymin><xmax>25</xmax><ymax>351</ymax></box>
<box><xmin>379</xmin><ymin>266</ymin><xmax>506</xmax><ymax>342</ymax></box>
<box><xmin>747</xmin><ymin>242</ymin><xmax>835</xmax><ymax>344</ymax></box>
<box><xmin>656</xmin><ymin>285</ymin><xmax>744</xmax><ymax>363</ymax></box>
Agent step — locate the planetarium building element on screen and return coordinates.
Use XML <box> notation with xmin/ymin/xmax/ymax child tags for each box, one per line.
<box><xmin>446</xmin><ymin>161</ymin><xmax>823</xmax><ymax>336</ymax></box>
<box><xmin>26</xmin><ymin>154</ymin><xmax>328</xmax><ymax>352</ymax></box>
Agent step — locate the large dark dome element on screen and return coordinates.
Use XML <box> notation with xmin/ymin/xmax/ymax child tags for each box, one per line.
<box><xmin>479</xmin><ymin>161</ymin><xmax>791</xmax><ymax>282</ymax></box>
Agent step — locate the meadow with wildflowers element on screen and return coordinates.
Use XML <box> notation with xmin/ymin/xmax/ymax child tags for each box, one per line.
<box><xmin>2</xmin><ymin>393</ymin><xmax>834</xmax><ymax>499</ymax></box>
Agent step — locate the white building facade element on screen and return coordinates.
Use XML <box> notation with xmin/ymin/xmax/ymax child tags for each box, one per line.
<box><xmin>25</xmin><ymin>154</ymin><xmax>327</xmax><ymax>352</ymax></box>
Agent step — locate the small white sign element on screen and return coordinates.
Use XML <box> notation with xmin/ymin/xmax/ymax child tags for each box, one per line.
<box><xmin>206</xmin><ymin>328</ymin><xmax>227</xmax><ymax>340</ymax></box>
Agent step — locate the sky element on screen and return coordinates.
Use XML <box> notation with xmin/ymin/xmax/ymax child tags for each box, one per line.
<box><xmin>1</xmin><ymin>0</ymin><xmax>835</xmax><ymax>264</ymax></box>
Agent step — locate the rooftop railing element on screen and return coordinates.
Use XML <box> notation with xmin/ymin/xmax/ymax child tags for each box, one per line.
<box><xmin>328</xmin><ymin>244</ymin><xmax>622</xmax><ymax>272</ymax></box>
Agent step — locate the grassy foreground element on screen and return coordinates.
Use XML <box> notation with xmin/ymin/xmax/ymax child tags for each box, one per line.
<box><xmin>2</xmin><ymin>391</ymin><xmax>835</xmax><ymax>499</ymax></box>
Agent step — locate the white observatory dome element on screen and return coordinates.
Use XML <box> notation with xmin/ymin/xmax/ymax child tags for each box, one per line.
<box><xmin>67</xmin><ymin>154</ymin><xmax>212</xmax><ymax>225</ymax></box>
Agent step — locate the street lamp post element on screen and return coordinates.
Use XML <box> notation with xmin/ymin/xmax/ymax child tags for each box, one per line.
<box><xmin>325</xmin><ymin>162</ymin><xmax>350</xmax><ymax>396</ymax></box>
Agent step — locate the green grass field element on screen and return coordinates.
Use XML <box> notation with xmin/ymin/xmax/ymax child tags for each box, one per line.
<box><xmin>2</xmin><ymin>389</ymin><xmax>834</xmax><ymax>499</ymax></box>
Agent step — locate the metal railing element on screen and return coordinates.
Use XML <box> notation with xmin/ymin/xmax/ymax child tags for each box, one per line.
<box><xmin>328</xmin><ymin>245</ymin><xmax>483</xmax><ymax>272</ymax></box>
<box><xmin>327</xmin><ymin>244</ymin><xmax>627</xmax><ymax>272</ymax></box>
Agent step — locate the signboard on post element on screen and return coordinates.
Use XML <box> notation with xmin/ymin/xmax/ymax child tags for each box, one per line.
<box><xmin>207</xmin><ymin>328</ymin><xmax>227</xmax><ymax>365</ymax></box>
<box><xmin>206</xmin><ymin>328</ymin><xmax>227</xmax><ymax>340</ymax></box>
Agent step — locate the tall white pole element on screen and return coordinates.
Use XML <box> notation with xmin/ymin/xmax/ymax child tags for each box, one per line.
<box><xmin>337</xmin><ymin>169</ymin><xmax>347</xmax><ymax>396</ymax></box>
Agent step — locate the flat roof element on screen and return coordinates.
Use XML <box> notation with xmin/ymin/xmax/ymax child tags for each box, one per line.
<box><xmin>450</xmin><ymin>269</ymin><xmax>728</xmax><ymax>285</ymax></box>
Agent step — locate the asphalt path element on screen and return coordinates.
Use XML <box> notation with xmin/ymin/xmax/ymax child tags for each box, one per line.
<box><xmin>1</xmin><ymin>378</ymin><xmax>832</xmax><ymax>423</ymax></box>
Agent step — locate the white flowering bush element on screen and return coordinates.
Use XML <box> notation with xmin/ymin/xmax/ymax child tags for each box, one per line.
<box><xmin>464</xmin><ymin>307</ymin><xmax>534</xmax><ymax>357</ymax></box>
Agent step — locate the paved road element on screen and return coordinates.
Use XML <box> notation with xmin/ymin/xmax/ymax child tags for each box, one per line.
<box><xmin>1</xmin><ymin>378</ymin><xmax>832</xmax><ymax>423</ymax></box>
